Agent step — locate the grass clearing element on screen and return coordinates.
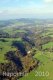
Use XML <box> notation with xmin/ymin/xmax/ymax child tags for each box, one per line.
<box><xmin>19</xmin><ymin>50</ymin><xmax>53</xmax><ymax>80</ymax></box>
<box><xmin>0</xmin><ymin>38</ymin><xmax>23</xmax><ymax>63</ymax></box>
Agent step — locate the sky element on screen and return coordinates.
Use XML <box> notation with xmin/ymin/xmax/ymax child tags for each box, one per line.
<box><xmin>0</xmin><ymin>0</ymin><xmax>53</xmax><ymax>20</ymax></box>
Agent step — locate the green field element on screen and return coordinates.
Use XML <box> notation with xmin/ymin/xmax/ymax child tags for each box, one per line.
<box><xmin>3</xmin><ymin>27</ymin><xmax>27</xmax><ymax>35</ymax></box>
<box><xmin>42</xmin><ymin>42</ymin><xmax>53</xmax><ymax>49</ymax></box>
<box><xmin>19</xmin><ymin>50</ymin><xmax>53</xmax><ymax>80</ymax></box>
<box><xmin>0</xmin><ymin>23</ymin><xmax>53</xmax><ymax>80</ymax></box>
<box><xmin>0</xmin><ymin>38</ymin><xmax>22</xmax><ymax>63</ymax></box>
<box><xmin>42</xmin><ymin>27</ymin><xmax>53</xmax><ymax>38</ymax></box>
<box><xmin>19</xmin><ymin>27</ymin><xmax>53</xmax><ymax>80</ymax></box>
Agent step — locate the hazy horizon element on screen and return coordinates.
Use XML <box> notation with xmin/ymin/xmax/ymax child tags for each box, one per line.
<box><xmin>0</xmin><ymin>0</ymin><xmax>53</xmax><ymax>20</ymax></box>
